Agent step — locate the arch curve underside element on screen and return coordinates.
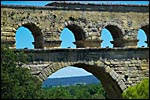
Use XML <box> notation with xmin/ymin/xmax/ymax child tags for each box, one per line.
<box><xmin>35</xmin><ymin>61</ymin><xmax>126</xmax><ymax>99</ymax></box>
<box><xmin>140</xmin><ymin>24</ymin><xmax>149</xmax><ymax>46</ymax></box>
<box><xmin>66</xmin><ymin>24</ymin><xmax>86</xmax><ymax>47</ymax></box>
<box><xmin>22</xmin><ymin>23</ymin><xmax>43</xmax><ymax>48</ymax></box>
<box><xmin>104</xmin><ymin>25</ymin><xmax>124</xmax><ymax>47</ymax></box>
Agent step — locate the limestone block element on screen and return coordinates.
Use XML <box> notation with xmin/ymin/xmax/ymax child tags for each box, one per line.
<box><xmin>130</xmin><ymin>74</ymin><xmax>138</xmax><ymax>78</ymax></box>
<box><xmin>1</xmin><ymin>27</ymin><xmax>15</xmax><ymax>32</ymax></box>
<box><xmin>98</xmin><ymin>60</ymin><xmax>105</xmax><ymax>66</ymax></box>
<box><xmin>128</xmin><ymin>67</ymin><xmax>137</xmax><ymax>70</ymax></box>
<box><xmin>109</xmin><ymin>70</ymin><xmax>116</xmax><ymax>78</ymax></box>
<box><xmin>128</xmin><ymin>64</ymin><xmax>136</xmax><ymax>67</ymax></box>
<box><xmin>43</xmin><ymin>68</ymin><xmax>50</xmax><ymax>76</ymax></box>
<box><xmin>49</xmin><ymin>65</ymin><xmax>56</xmax><ymax>73</ymax></box>
<box><xmin>118</xmin><ymin>80</ymin><xmax>124</xmax><ymax>85</ymax></box>
<box><xmin>53</xmin><ymin>63</ymin><xmax>60</xmax><ymax>70</ymax></box>
<box><xmin>57</xmin><ymin>62</ymin><xmax>62</xmax><ymax>68</ymax></box>
<box><xmin>115</xmin><ymin>71</ymin><xmax>123</xmax><ymax>74</ymax></box>
<box><xmin>31</xmin><ymin>71</ymin><xmax>41</xmax><ymax>75</ymax></box>
<box><xmin>89</xmin><ymin>60</ymin><xmax>94</xmax><ymax>65</ymax></box>
<box><xmin>41</xmin><ymin>71</ymin><xmax>48</xmax><ymax>79</ymax></box>
<box><xmin>67</xmin><ymin>61</ymin><xmax>72</xmax><ymax>66</ymax></box>
<box><xmin>38</xmin><ymin>73</ymin><xmax>45</xmax><ymax>81</ymax></box>
<box><xmin>105</xmin><ymin>66</ymin><xmax>112</xmax><ymax>73</ymax></box>
<box><xmin>116</xmin><ymin>77</ymin><xmax>122</xmax><ymax>82</ymax></box>
<box><xmin>119</xmin><ymin>83</ymin><xmax>127</xmax><ymax>91</ymax></box>
<box><xmin>88</xmin><ymin>32</ymin><xmax>93</xmax><ymax>36</ymax></box>
<box><xmin>46</xmin><ymin>67</ymin><xmax>52</xmax><ymax>75</ymax></box>
<box><xmin>105</xmin><ymin>61</ymin><xmax>111</xmax><ymax>65</ymax></box>
<box><xmin>91</xmin><ymin>35</ymin><xmax>99</xmax><ymax>40</ymax></box>
<box><xmin>91</xmin><ymin>28</ymin><xmax>98</xmax><ymax>32</ymax></box>
<box><xmin>30</xmin><ymin>66</ymin><xmax>39</xmax><ymax>71</ymax></box>
<box><xmin>1</xmin><ymin>36</ymin><xmax>7</xmax><ymax>40</ymax></box>
<box><xmin>131</xmin><ymin>60</ymin><xmax>138</xmax><ymax>64</ymax></box>
<box><xmin>11</xmin><ymin>32</ymin><xmax>16</xmax><ymax>36</ymax></box>
<box><xmin>110</xmin><ymin>61</ymin><xmax>119</xmax><ymax>65</ymax></box>
<box><xmin>21</xmin><ymin>64</ymin><xmax>30</xmax><ymax>69</ymax></box>
<box><xmin>6</xmin><ymin>36</ymin><xmax>15</xmax><ymax>41</ymax></box>
<box><xmin>124</xmin><ymin>61</ymin><xmax>131</xmax><ymax>64</ymax></box>
<box><xmin>2</xmin><ymin>32</ymin><xmax>12</xmax><ymax>36</ymax></box>
<box><xmin>130</xmin><ymin>70</ymin><xmax>138</xmax><ymax>75</ymax></box>
<box><xmin>88</xmin><ymin>23</ymin><xmax>93</xmax><ymax>28</ymax></box>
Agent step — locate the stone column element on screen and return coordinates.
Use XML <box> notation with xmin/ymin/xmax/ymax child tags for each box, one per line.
<box><xmin>122</xmin><ymin>39</ymin><xmax>138</xmax><ymax>48</ymax></box>
<box><xmin>43</xmin><ymin>31</ymin><xmax>62</xmax><ymax>49</ymax></box>
<box><xmin>43</xmin><ymin>40</ymin><xmax>62</xmax><ymax>49</ymax></box>
<box><xmin>122</xmin><ymin>29</ymin><xmax>139</xmax><ymax>48</ymax></box>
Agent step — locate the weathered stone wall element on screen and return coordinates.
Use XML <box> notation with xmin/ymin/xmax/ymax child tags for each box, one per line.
<box><xmin>1</xmin><ymin>4</ymin><xmax>149</xmax><ymax>48</ymax></box>
<box><xmin>1</xmin><ymin>3</ymin><xmax>149</xmax><ymax>98</ymax></box>
<box><xmin>15</xmin><ymin>48</ymin><xmax>149</xmax><ymax>98</ymax></box>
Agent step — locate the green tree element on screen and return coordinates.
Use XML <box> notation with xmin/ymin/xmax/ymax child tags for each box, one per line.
<box><xmin>122</xmin><ymin>78</ymin><xmax>149</xmax><ymax>99</ymax></box>
<box><xmin>1</xmin><ymin>45</ymin><xmax>43</xmax><ymax>99</ymax></box>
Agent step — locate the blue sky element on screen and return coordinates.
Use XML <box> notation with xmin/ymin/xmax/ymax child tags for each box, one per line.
<box><xmin>1</xmin><ymin>1</ymin><xmax>149</xmax><ymax>78</ymax></box>
<box><xmin>1</xmin><ymin>1</ymin><xmax>149</xmax><ymax>5</ymax></box>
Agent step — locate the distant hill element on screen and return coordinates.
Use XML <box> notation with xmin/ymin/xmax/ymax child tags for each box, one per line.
<box><xmin>42</xmin><ymin>75</ymin><xmax>100</xmax><ymax>88</ymax></box>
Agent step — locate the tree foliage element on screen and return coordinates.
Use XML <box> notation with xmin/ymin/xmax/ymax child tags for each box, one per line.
<box><xmin>1</xmin><ymin>45</ymin><xmax>43</xmax><ymax>99</ymax></box>
<box><xmin>122</xmin><ymin>78</ymin><xmax>149</xmax><ymax>99</ymax></box>
<box><xmin>42</xmin><ymin>84</ymin><xmax>106</xmax><ymax>99</ymax></box>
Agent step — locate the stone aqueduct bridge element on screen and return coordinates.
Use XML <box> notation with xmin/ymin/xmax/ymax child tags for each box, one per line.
<box><xmin>1</xmin><ymin>2</ymin><xmax>149</xmax><ymax>99</ymax></box>
<box><xmin>16</xmin><ymin>48</ymin><xmax>149</xmax><ymax>99</ymax></box>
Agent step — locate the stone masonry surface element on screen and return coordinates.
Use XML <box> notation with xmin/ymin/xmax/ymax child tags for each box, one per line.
<box><xmin>1</xmin><ymin>2</ymin><xmax>149</xmax><ymax>99</ymax></box>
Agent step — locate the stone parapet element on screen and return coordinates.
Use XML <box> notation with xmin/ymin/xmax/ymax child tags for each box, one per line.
<box><xmin>1</xmin><ymin>3</ymin><xmax>149</xmax><ymax>12</ymax></box>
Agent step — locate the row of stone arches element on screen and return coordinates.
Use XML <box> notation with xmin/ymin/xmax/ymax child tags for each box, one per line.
<box><xmin>15</xmin><ymin>22</ymin><xmax>149</xmax><ymax>49</ymax></box>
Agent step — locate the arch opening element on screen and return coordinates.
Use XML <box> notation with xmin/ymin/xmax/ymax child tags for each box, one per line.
<box><xmin>66</xmin><ymin>24</ymin><xmax>86</xmax><ymax>41</ymax></box>
<box><xmin>65</xmin><ymin>24</ymin><xmax>86</xmax><ymax>48</ymax></box>
<box><xmin>60</xmin><ymin>28</ymin><xmax>76</xmax><ymax>48</ymax></box>
<box><xmin>100</xmin><ymin>28</ymin><xmax>114</xmax><ymax>48</ymax></box>
<box><xmin>137</xmin><ymin>29</ymin><xmax>148</xmax><ymax>47</ymax></box>
<box><xmin>140</xmin><ymin>25</ymin><xmax>149</xmax><ymax>47</ymax></box>
<box><xmin>16</xmin><ymin>26</ymin><xmax>34</xmax><ymax>49</ymax></box>
<box><xmin>42</xmin><ymin>66</ymin><xmax>106</xmax><ymax>99</ymax></box>
<box><xmin>16</xmin><ymin>23</ymin><xmax>43</xmax><ymax>49</ymax></box>
<box><xmin>41</xmin><ymin>63</ymin><xmax>123</xmax><ymax>99</ymax></box>
<box><xmin>46</xmin><ymin>66</ymin><xmax>93</xmax><ymax>79</ymax></box>
<box><xmin>101</xmin><ymin>25</ymin><xmax>124</xmax><ymax>47</ymax></box>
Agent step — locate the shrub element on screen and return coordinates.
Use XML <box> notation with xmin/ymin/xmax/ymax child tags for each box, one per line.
<box><xmin>122</xmin><ymin>78</ymin><xmax>149</xmax><ymax>99</ymax></box>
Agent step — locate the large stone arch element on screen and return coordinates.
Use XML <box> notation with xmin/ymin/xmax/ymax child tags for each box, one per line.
<box><xmin>139</xmin><ymin>23</ymin><xmax>149</xmax><ymax>47</ymax></box>
<box><xmin>37</xmin><ymin>61</ymin><xmax>126</xmax><ymax>99</ymax></box>
<box><xmin>100</xmin><ymin>23</ymin><xmax>124</xmax><ymax>47</ymax></box>
<box><xmin>16</xmin><ymin>21</ymin><xmax>44</xmax><ymax>48</ymax></box>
